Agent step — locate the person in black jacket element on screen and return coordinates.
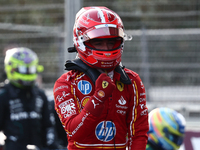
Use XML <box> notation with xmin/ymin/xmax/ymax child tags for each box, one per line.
<box><xmin>0</xmin><ymin>47</ymin><xmax>58</xmax><ymax>150</ymax></box>
<box><xmin>48</xmin><ymin>98</ymin><xmax>68</xmax><ymax>149</ymax></box>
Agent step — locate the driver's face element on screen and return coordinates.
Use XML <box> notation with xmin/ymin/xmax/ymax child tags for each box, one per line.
<box><xmin>89</xmin><ymin>39</ymin><xmax>116</xmax><ymax>50</ymax></box>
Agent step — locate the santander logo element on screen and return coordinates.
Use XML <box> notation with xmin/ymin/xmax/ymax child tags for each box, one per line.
<box><xmin>118</xmin><ymin>96</ymin><xmax>126</xmax><ymax>105</ymax></box>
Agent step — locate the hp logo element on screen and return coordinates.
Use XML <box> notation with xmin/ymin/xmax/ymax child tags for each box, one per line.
<box><xmin>95</xmin><ymin>121</ymin><xmax>116</xmax><ymax>142</ymax></box>
<box><xmin>78</xmin><ymin>80</ymin><xmax>92</xmax><ymax>95</ymax></box>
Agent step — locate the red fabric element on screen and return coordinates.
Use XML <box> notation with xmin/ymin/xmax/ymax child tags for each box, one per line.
<box><xmin>53</xmin><ymin>69</ymin><xmax>149</xmax><ymax>150</ymax></box>
<box><xmin>93</xmin><ymin>73</ymin><xmax>116</xmax><ymax>102</ymax></box>
<box><xmin>84</xmin><ymin>73</ymin><xmax>115</xmax><ymax>117</ymax></box>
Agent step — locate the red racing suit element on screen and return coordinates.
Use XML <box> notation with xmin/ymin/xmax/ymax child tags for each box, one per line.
<box><xmin>53</xmin><ymin>68</ymin><xmax>149</xmax><ymax>150</ymax></box>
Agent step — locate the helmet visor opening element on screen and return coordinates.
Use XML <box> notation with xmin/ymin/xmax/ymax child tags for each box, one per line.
<box><xmin>16</xmin><ymin>66</ymin><xmax>37</xmax><ymax>74</ymax></box>
<box><xmin>82</xmin><ymin>26</ymin><xmax>124</xmax><ymax>42</ymax></box>
<box><xmin>84</xmin><ymin>37</ymin><xmax>123</xmax><ymax>51</ymax></box>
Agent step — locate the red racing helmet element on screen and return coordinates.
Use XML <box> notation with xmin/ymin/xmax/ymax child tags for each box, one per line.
<box><xmin>73</xmin><ymin>6</ymin><xmax>129</xmax><ymax>70</ymax></box>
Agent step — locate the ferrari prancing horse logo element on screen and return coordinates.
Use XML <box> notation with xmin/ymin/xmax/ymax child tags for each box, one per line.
<box><xmin>102</xmin><ymin>81</ymin><xmax>108</xmax><ymax>89</ymax></box>
<box><xmin>116</xmin><ymin>81</ymin><xmax>124</xmax><ymax>92</ymax></box>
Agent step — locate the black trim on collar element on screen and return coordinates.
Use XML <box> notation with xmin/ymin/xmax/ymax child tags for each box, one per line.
<box><xmin>65</xmin><ymin>59</ymin><xmax>131</xmax><ymax>85</ymax></box>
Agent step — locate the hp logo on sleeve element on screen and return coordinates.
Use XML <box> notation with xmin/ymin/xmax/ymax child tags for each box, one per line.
<box><xmin>95</xmin><ymin>121</ymin><xmax>116</xmax><ymax>142</ymax></box>
<box><xmin>78</xmin><ymin>80</ymin><xmax>92</xmax><ymax>95</ymax></box>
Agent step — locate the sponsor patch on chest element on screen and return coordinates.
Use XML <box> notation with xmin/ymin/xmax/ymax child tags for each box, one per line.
<box><xmin>78</xmin><ymin>80</ymin><xmax>92</xmax><ymax>95</ymax></box>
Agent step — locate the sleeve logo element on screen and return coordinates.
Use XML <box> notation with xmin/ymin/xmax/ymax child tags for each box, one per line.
<box><xmin>78</xmin><ymin>80</ymin><xmax>92</xmax><ymax>95</ymax></box>
<box><xmin>98</xmin><ymin>90</ymin><xmax>105</xmax><ymax>98</ymax></box>
<box><xmin>59</xmin><ymin>98</ymin><xmax>76</xmax><ymax>118</ymax></box>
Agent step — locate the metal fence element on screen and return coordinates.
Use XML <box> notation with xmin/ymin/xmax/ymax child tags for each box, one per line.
<box><xmin>0</xmin><ymin>0</ymin><xmax>200</xmax><ymax>120</ymax></box>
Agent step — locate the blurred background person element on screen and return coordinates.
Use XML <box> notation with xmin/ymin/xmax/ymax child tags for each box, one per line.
<box><xmin>146</xmin><ymin>107</ymin><xmax>186</xmax><ymax>150</ymax></box>
<box><xmin>0</xmin><ymin>47</ymin><xmax>58</xmax><ymax>150</ymax></box>
<box><xmin>49</xmin><ymin>98</ymin><xmax>68</xmax><ymax>149</ymax></box>
<box><xmin>2</xmin><ymin>46</ymin><xmax>44</xmax><ymax>89</ymax></box>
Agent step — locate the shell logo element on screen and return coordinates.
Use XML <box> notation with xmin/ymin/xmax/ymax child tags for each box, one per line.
<box><xmin>82</xmin><ymin>97</ymin><xmax>90</xmax><ymax>107</ymax></box>
<box><xmin>98</xmin><ymin>90</ymin><xmax>105</xmax><ymax>98</ymax></box>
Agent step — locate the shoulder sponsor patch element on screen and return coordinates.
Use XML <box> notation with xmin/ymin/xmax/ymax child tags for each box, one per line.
<box><xmin>54</xmin><ymin>85</ymin><xmax>69</xmax><ymax>93</ymax></box>
<box><xmin>116</xmin><ymin>81</ymin><xmax>124</xmax><ymax>92</ymax></box>
<box><xmin>78</xmin><ymin>80</ymin><xmax>92</xmax><ymax>95</ymax></box>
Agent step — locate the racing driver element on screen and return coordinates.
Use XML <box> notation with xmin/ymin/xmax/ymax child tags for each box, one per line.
<box><xmin>53</xmin><ymin>6</ymin><xmax>149</xmax><ymax>150</ymax></box>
